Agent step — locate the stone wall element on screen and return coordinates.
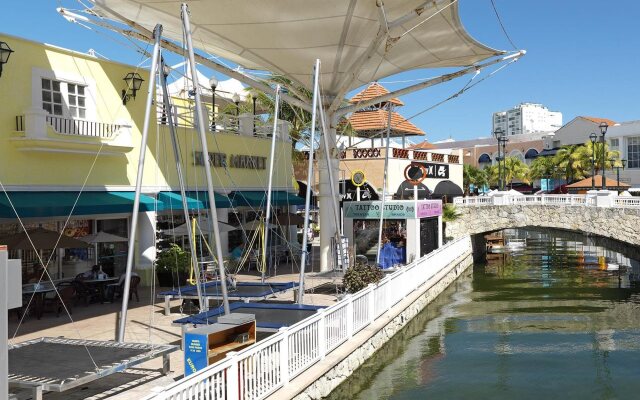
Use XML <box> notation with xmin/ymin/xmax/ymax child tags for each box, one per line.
<box><xmin>289</xmin><ymin>250</ymin><xmax>474</xmax><ymax>400</ymax></box>
<box><xmin>446</xmin><ymin>205</ymin><xmax>640</xmax><ymax>247</ymax></box>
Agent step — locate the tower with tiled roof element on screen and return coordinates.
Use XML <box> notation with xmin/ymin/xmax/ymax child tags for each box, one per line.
<box><xmin>346</xmin><ymin>82</ymin><xmax>425</xmax><ymax>140</ymax></box>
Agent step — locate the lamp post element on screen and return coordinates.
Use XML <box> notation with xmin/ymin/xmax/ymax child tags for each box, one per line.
<box><xmin>232</xmin><ymin>92</ymin><xmax>240</xmax><ymax>131</ymax></box>
<box><xmin>599</xmin><ymin>122</ymin><xmax>608</xmax><ymax>190</ymax></box>
<box><xmin>589</xmin><ymin>132</ymin><xmax>597</xmax><ymax>190</ymax></box>
<box><xmin>493</xmin><ymin>127</ymin><xmax>507</xmax><ymax>191</ymax></box>
<box><xmin>610</xmin><ymin>158</ymin><xmax>626</xmax><ymax>190</ymax></box>
<box><xmin>0</xmin><ymin>41</ymin><xmax>14</xmax><ymax>77</ymax></box>
<box><xmin>251</xmin><ymin>92</ymin><xmax>257</xmax><ymax>135</ymax></box>
<box><xmin>208</xmin><ymin>76</ymin><xmax>218</xmax><ymax>131</ymax></box>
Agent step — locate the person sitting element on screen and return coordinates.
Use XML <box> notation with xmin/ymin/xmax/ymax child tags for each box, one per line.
<box><xmin>394</xmin><ymin>240</ymin><xmax>407</xmax><ymax>266</ymax></box>
<box><xmin>80</xmin><ymin>265</ymin><xmax>101</xmax><ymax>280</ymax></box>
<box><xmin>27</xmin><ymin>263</ymin><xmax>45</xmax><ymax>283</ymax></box>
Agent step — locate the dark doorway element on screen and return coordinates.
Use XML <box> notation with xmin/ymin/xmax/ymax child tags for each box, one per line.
<box><xmin>420</xmin><ymin>217</ymin><xmax>439</xmax><ymax>257</ymax></box>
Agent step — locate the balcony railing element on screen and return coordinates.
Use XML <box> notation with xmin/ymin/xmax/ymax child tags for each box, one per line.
<box><xmin>45</xmin><ymin>115</ymin><xmax>124</xmax><ymax>138</ymax></box>
<box><xmin>454</xmin><ymin>194</ymin><xmax>640</xmax><ymax>208</ymax></box>
<box><xmin>156</xmin><ymin>95</ymin><xmax>288</xmax><ymax>139</ymax></box>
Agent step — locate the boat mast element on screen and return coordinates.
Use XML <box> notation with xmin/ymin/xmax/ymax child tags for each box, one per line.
<box><xmin>376</xmin><ymin>102</ymin><xmax>393</xmax><ymax>266</ymax></box>
<box><xmin>158</xmin><ymin>58</ymin><xmax>206</xmax><ymax>310</ymax></box>
<box><xmin>298</xmin><ymin>59</ymin><xmax>321</xmax><ymax>304</ymax></box>
<box><xmin>118</xmin><ymin>24</ymin><xmax>163</xmax><ymax>342</ymax></box>
<box><xmin>262</xmin><ymin>85</ymin><xmax>281</xmax><ymax>282</ymax></box>
<box><xmin>181</xmin><ymin>3</ymin><xmax>230</xmax><ymax>315</ymax></box>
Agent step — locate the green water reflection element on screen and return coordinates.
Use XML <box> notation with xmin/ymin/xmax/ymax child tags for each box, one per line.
<box><xmin>326</xmin><ymin>229</ymin><xmax>640</xmax><ymax>400</ymax></box>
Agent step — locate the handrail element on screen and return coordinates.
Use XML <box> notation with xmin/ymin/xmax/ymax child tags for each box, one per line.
<box><xmin>144</xmin><ymin>236</ymin><xmax>472</xmax><ymax>400</ymax></box>
<box><xmin>454</xmin><ymin>194</ymin><xmax>640</xmax><ymax>208</ymax></box>
<box><xmin>45</xmin><ymin>115</ymin><xmax>126</xmax><ymax>138</ymax></box>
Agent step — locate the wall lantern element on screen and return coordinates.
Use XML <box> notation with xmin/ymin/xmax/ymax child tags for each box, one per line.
<box><xmin>0</xmin><ymin>41</ymin><xmax>15</xmax><ymax>77</ymax></box>
<box><xmin>122</xmin><ymin>72</ymin><xmax>145</xmax><ymax>105</ymax></box>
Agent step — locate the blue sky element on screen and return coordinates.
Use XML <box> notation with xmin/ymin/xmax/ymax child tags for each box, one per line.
<box><xmin>5</xmin><ymin>1</ymin><xmax>640</xmax><ymax>142</ymax></box>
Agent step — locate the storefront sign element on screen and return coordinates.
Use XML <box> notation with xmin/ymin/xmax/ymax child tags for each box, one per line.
<box><xmin>193</xmin><ymin>151</ymin><xmax>267</xmax><ymax>170</ymax></box>
<box><xmin>414</xmin><ymin>162</ymin><xmax>449</xmax><ymax>179</ymax></box>
<box><xmin>344</xmin><ymin>200</ymin><xmax>442</xmax><ymax>219</ymax></box>
<box><xmin>416</xmin><ymin>200</ymin><xmax>442</xmax><ymax>218</ymax></box>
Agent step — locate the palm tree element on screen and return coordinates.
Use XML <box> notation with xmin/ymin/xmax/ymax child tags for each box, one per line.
<box><xmin>483</xmin><ymin>165</ymin><xmax>499</xmax><ymax>188</ymax></box>
<box><xmin>528</xmin><ymin>156</ymin><xmax>556</xmax><ymax>181</ymax></box>
<box><xmin>463</xmin><ymin>165</ymin><xmax>488</xmax><ymax>195</ymax></box>
<box><xmin>576</xmin><ymin>140</ymin><xmax>620</xmax><ymax>177</ymax></box>
<box><xmin>553</xmin><ymin>145</ymin><xmax>587</xmax><ymax>183</ymax></box>
<box><xmin>503</xmin><ymin>156</ymin><xmax>530</xmax><ymax>188</ymax></box>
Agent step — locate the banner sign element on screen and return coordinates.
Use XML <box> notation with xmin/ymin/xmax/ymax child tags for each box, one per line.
<box><xmin>344</xmin><ymin>200</ymin><xmax>442</xmax><ymax>219</ymax></box>
<box><xmin>416</xmin><ymin>200</ymin><xmax>443</xmax><ymax>218</ymax></box>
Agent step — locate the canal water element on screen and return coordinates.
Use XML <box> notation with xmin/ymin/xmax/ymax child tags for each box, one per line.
<box><xmin>327</xmin><ymin>229</ymin><xmax>640</xmax><ymax>400</ymax></box>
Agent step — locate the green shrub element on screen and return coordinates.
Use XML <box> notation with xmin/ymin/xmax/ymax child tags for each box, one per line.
<box><xmin>343</xmin><ymin>262</ymin><xmax>384</xmax><ymax>294</ymax></box>
<box><xmin>156</xmin><ymin>243</ymin><xmax>190</xmax><ymax>274</ymax></box>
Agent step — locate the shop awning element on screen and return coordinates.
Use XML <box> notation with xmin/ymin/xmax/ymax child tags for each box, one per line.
<box><xmin>0</xmin><ymin>191</ymin><xmax>157</xmax><ymax>218</ymax></box>
<box><xmin>183</xmin><ymin>191</ymin><xmax>234</xmax><ymax>209</ymax></box>
<box><xmin>157</xmin><ymin>192</ymin><xmax>204</xmax><ymax>211</ymax></box>
<box><xmin>230</xmin><ymin>191</ymin><xmax>305</xmax><ymax>207</ymax></box>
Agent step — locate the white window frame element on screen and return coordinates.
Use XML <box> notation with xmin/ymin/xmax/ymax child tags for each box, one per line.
<box><xmin>627</xmin><ymin>136</ymin><xmax>640</xmax><ymax>169</ymax></box>
<box><xmin>32</xmin><ymin>67</ymin><xmax>96</xmax><ymax>121</ymax></box>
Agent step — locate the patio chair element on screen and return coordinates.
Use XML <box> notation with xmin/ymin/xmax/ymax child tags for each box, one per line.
<box><xmin>128</xmin><ymin>276</ymin><xmax>141</xmax><ymax>302</ymax></box>
<box><xmin>72</xmin><ymin>280</ymin><xmax>100</xmax><ymax>306</ymax></box>
<box><xmin>43</xmin><ymin>285</ymin><xmax>75</xmax><ymax>317</ymax></box>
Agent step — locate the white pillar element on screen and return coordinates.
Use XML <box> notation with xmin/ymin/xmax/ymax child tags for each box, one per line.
<box><xmin>137</xmin><ymin>210</ymin><xmax>157</xmax><ymax>271</ymax></box>
<box><xmin>217</xmin><ymin>208</ymin><xmax>229</xmax><ymax>256</ymax></box>
<box><xmin>405</xmin><ymin>218</ymin><xmax>420</xmax><ymax>264</ymax></box>
<box><xmin>318</xmin><ymin>115</ymin><xmax>339</xmax><ymax>271</ymax></box>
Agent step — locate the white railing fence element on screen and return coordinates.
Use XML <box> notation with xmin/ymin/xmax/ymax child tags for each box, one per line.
<box><xmin>454</xmin><ymin>194</ymin><xmax>640</xmax><ymax>208</ymax></box>
<box><xmin>145</xmin><ymin>236</ymin><xmax>472</xmax><ymax>400</ymax></box>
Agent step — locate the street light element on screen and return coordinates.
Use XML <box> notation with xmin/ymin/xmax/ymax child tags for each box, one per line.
<box><xmin>251</xmin><ymin>92</ymin><xmax>257</xmax><ymax>135</ymax></box>
<box><xmin>599</xmin><ymin>122</ymin><xmax>609</xmax><ymax>190</ymax></box>
<box><xmin>208</xmin><ymin>75</ymin><xmax>218</xmax><ymax>131</ymax></box>
<box><xmin>493</xmin><ymin>127</ymin><xmax>507</xmax><ymax>191</ymax></box>
<box><xmin>0</xmin><ymin>41</ymin><xmax>14</xmax><ymax>77</ymax></box>
<box><xmin>232</xmin><ymin>92</ymin><xmax>241</xmax><ymax>131</ymax></box>
<box><xmin>610</xmin><ymin>158</ymin><xmax>626</xmax><ymax>190</ymax></box>
<box><xmin>589</xmin><ymin>132</ymin><xmax>598</xmax><ymax>190</ymax></box>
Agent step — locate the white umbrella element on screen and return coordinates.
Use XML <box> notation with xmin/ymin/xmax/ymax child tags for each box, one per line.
<box><xmin>79</xmin><ymin>231</ymin><xmax>128</xmax><ymax>243</ymax></box>
<box><xmin>164</xmin><ymin>218</ymin><xmax>235</xmax><ymax>236</ymax></box>
<box><xmin>239</xmin><ymin>220</ymin><xmax>276</xmax><ymax>231</ymax></box>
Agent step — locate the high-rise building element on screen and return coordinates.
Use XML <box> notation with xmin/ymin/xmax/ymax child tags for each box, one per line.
<box><xmin>493</xmin><ymin>103</ymin><xmax>562</xmax><ymax>136</ymax></box>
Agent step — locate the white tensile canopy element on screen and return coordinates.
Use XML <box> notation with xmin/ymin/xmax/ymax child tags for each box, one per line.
<box><xmin>91</xmin><ymin>0</ymin><xmax>504</xmax><ymax>95</ymax></box>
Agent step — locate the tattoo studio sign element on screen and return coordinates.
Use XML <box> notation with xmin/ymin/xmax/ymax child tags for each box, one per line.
<box><xmin>194</xmin><ymin>151</ymin><xmax>267</xmax><ymax>170</ymax></box>
<box><xmin>344</xmin><ymin>200</ymin><xmax>442</xmax><ymax>219</ymax></box>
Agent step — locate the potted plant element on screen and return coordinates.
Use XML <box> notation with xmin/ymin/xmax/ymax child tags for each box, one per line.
<box><xmin>343</xmin><ymin>260</ymin><xmax>384</xmax><ymax>294</ymax></box>
<box><xmin>155</xmin><ymin>243</ymin><xmax>190</xmax><ymax>287</ymax></box>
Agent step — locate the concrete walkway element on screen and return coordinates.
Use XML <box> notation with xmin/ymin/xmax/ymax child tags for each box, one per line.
<box><xmin>8</xmin><ymin>243</ymin><xmax>340</xmax><ymax>399</ymax></box>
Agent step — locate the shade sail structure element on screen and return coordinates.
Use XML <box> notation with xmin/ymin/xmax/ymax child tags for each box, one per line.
<box><xmin>0</xmin><ymin>228</ymin><xmax>91</xmax><ymax>250</ymax></box>
<box><xmin>240</xmin><ymin>219</ymin><xmax>277</xmax><ymax>231</ymax></box>
<box><xmin>230</xmin><ymin>191</ymin><xmax>305</xmax><ymax>207</ymax></box>
<box><xmin>0</xmin><ymin>191</ymin><xmax>157</xmax><ymax>218</ymax></box>
<box><xmin>79</xmin><ymin>231</ymin><xmax>128</xmax><ymax>243</ymax></box>
<box><xmin>91</xmin><ymin>0</ymin><xmax>504</xmax><ymax>93</ymax></box>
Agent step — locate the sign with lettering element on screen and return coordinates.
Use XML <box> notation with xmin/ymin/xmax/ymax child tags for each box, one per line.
<box><xmin>193</xmin><ymin>151</ymin><xmax>267</xmax><ymax>170</ymax></box>
<box><xmin>343</xmin><ymin>200</ymin><xmax>442</xmax><ymax>219</ymax></box>
<box><xmin>413</xmin><ymin>162</ymin><xmax>449</xmax><ymax>179</ymax></box>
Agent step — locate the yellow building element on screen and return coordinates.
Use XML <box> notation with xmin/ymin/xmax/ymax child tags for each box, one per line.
<box><xmin>0</xmin><ymin>33</ymin><xmax>301</xmax><ymax>283</ymax></box>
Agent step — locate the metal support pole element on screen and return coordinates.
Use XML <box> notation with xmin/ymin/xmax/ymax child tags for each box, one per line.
<box><xmin>591</xmin><ymin>146</ymin><xmax>596</xmax><ymax>190</ymax></box>
<box><xmin>159</xmin><ymin>58</ymin><xmax>205</xmax><ymax>310</ymax></box>
<box><xmin>1</xmin><ymin>249</ymin><xmax>8</xmax><ymax>400</ymax></box>
<box><xmin>118</xmin><ymin>24</ymin><xmax>162</xmax><ymax>342</ymax></box>
<box><xmin>262</xmin><ymin>85</ymin><xmax>281</xmax><ymax>282</ymax></box>
<box><xmin>182</xmin><ymin>3</ymin><xmax>230</xmax><ymax>315</ymax></box>
<box><xmin>317</xmin><ymin>92</ymin><xmax>347</xmax><ymax>274</ymax></box>
<box><xmin>497</xmin><ymin>141</ymin><xmax>502</xmax><ymax>191</ymax></box>
<box><xmin>298</xmin><ymin>60</ymin><xmax>321</xmax><ymax>304</ymax></box>
<box><xmin>376</xmin><ymin>102</ymin><xmax>393</xmax><ymax>266</ymax></box>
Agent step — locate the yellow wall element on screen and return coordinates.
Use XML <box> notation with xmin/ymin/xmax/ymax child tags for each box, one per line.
<box><xmin>0</xmin><ymin>33</ymin><xmax>294</xmax><ymax>192</ymax></box>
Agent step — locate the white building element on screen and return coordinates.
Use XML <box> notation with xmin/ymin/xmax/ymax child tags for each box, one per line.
<box><xmin>493</xmin><ymin>103</ymin><xmax>562</xmax><ymax>136</ymax></box>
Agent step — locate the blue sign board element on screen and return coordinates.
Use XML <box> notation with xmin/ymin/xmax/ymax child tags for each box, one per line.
<box><xmin>184</xmin><ymin>332</ymin><xmax>208</xmax><ymax>376</ymax></box>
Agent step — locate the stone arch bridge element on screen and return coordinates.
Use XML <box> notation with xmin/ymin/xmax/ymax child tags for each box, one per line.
<box><xmin>446</xmin><ymin>195</ymin><xmax>640</xmax><ymax>247</ymax></box>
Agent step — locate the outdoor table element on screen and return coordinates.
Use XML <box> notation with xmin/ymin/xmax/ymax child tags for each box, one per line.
<box><xmin>21</xmin><ymin>283</ymin><xmax>57</xmax><ymax>319</ymax></box>
<box><xmin>82</xmin><ymin>277</ymin><xmax>119</xmax><ymax>302</ymax></box>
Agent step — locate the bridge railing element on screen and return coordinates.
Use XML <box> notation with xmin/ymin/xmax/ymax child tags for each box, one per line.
<box><xmin>455</xmin><ymin>194</ymin><xmax>636</xmax><ymax>208</ymax></box>
<box><xmin>144</xmin><ymin>236</ymin><xmax>472</xmax><ymax>400</ymax></box>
